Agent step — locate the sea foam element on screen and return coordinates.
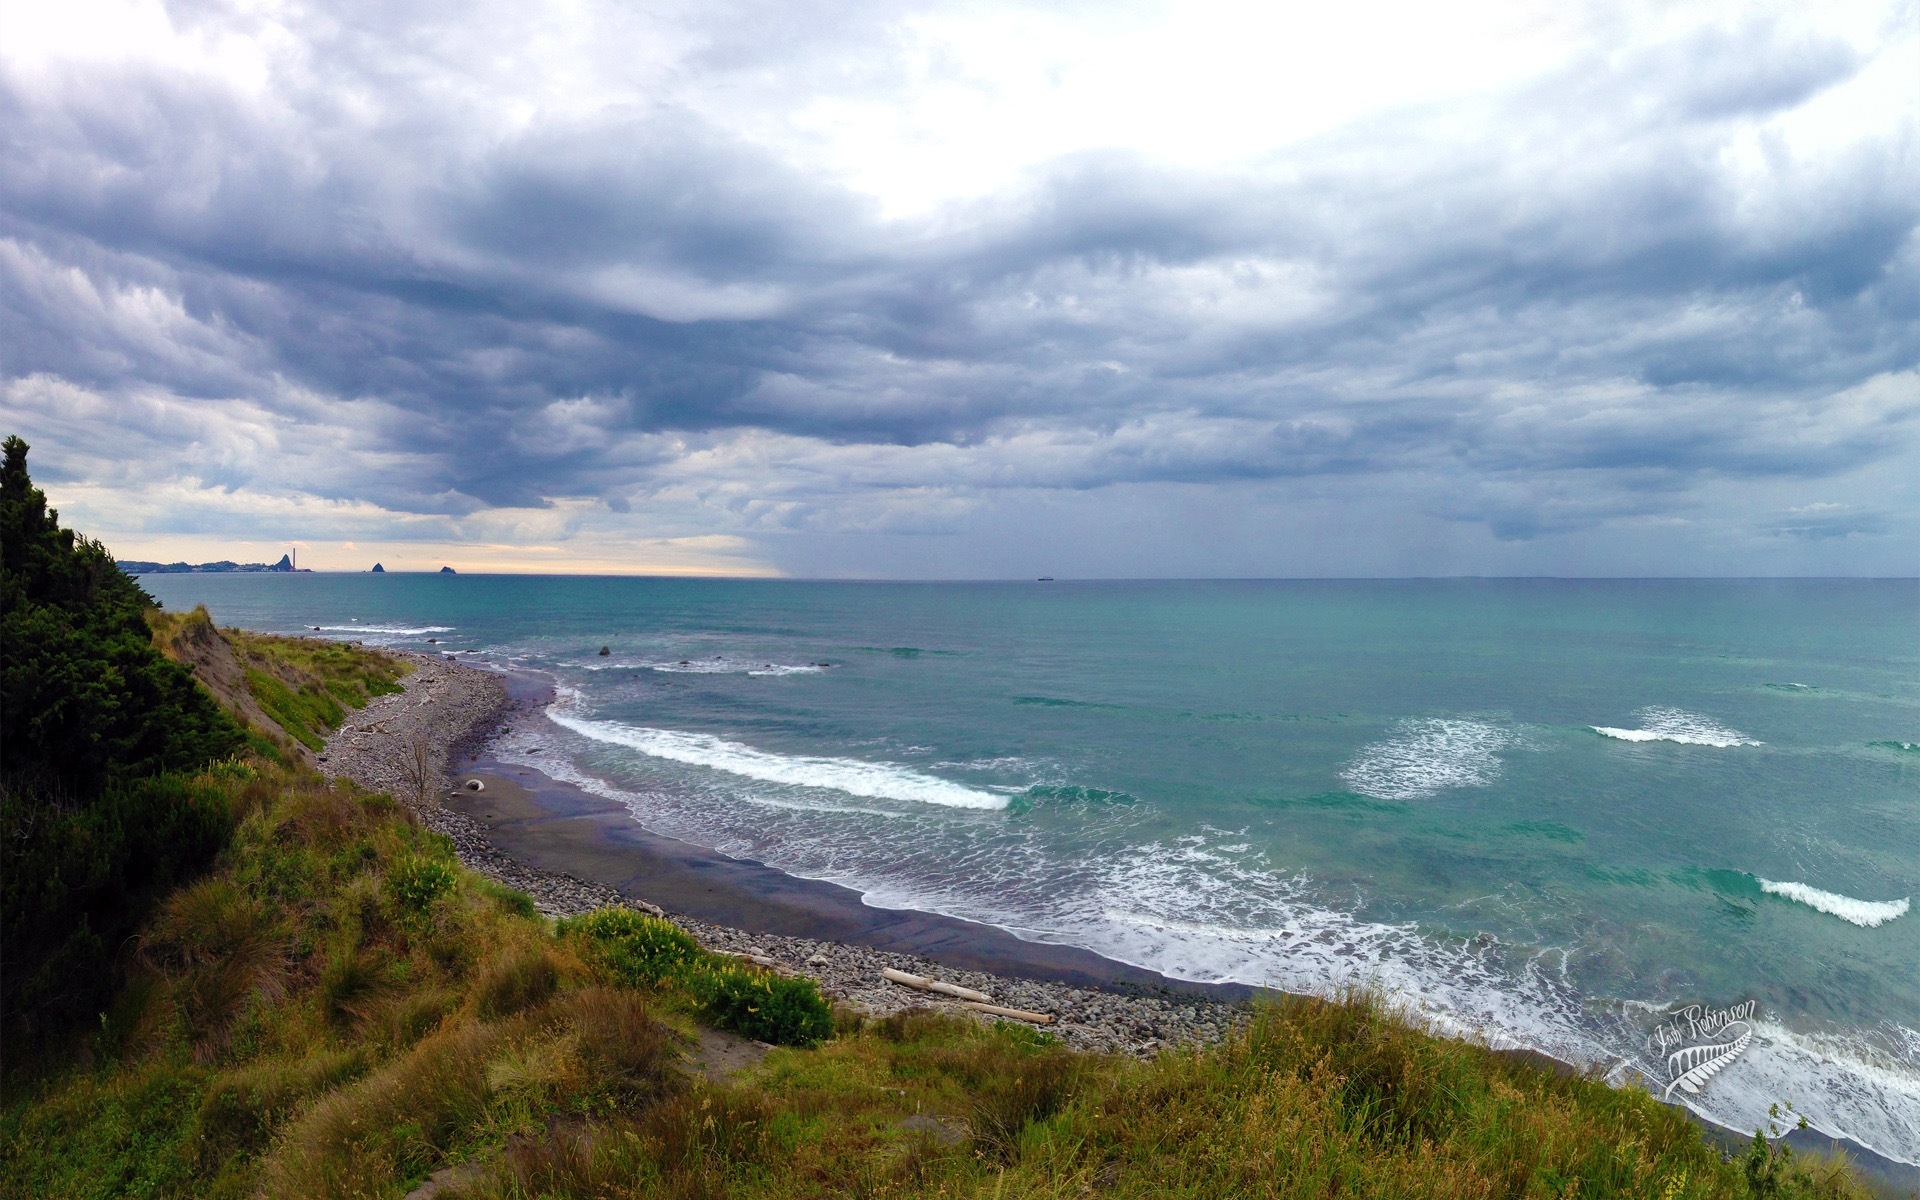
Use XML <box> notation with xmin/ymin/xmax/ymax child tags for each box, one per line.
<box><xmin>1758</xmin><ymin>879</ymin><xmax>1910</xmax><ymax>928</ymax></box>
<box><xmin>1592</xmin><ymin>707</ymin><xmax>1759</xmax><ymax>747</ymax></box>
<box><xmin>1340</xmin><ymin>718</ymin><xmax>1514</xmax><ymax>800</ymax></box>
<box><xmin>581</xmin><ymin>658</ymin><xmax>824</xmax><ymax>676</ymax></box>
<box><xmin>317</xmin><ymin>624</ymin><xmax>454</xmax><ymax>636</ymax></box>
<box><xmin>549</xmin><ymin>711</ymin><xmax>1008</xmax><ymax>810</ymax></box>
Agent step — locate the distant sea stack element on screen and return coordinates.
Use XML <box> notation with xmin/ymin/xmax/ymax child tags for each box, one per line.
<box><xmin>439</xmin><ymin>565</ymin><xmax>457</xmax><ymax>574</ymax></box>
<box><xmin>370</xmin><ymin>563</ymin><xmax>386</xmax><ymax>573</ymax></box>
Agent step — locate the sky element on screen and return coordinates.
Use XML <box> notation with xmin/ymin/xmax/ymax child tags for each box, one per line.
<box><xmin>1</xmin><ymin>0</ymin><xmax>1916</xmax><ymax>577</ymax></box>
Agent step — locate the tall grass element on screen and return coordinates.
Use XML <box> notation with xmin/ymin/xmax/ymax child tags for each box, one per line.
<box><xmin>448</xmin><ymin>1000</ymin><xmax>1881</xmax><ymax>1200</ymax></box>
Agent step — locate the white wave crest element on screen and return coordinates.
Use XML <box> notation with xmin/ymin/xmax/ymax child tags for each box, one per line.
<box><xmin>1759</xmin><ymin>879</ymin><xmax>1910</xmax><ymax>928</ymax></box>
<box><xmin>549</xmin><ymin>712</ymin><xmax>1007</xmax><ymax>810</ymax></box>
<box><xmin>1340</xmin><ymin>719</ymin><xmax>1514</xmax><ymax>800</ymax></box>
<box><xmin>317</xmin><ymin>624</ymin><xmax>454</xmax><ymax>635</ymax></box>
<box><xmin>581</xmin><ymin>657</ymin><xmax>824</xmax><ymax>676</ymax></box>
<box><xmin>1592</xmin><ymin>707</ymin><xmax>1759</xmax><ymax>747</ymax></box>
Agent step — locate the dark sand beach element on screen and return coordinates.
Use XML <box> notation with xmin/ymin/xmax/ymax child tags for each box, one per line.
<box><xmin>446</xmin><ymin>756</ymin><xmax>1250</xmax><ymax>1003</ymax></box>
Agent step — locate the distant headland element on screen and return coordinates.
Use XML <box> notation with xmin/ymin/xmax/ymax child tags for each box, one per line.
<box><xmin>120</xmin><ymin>553</ymin><xmax>310</xmax><ymax>575</ymax></box>
<box><xmin>120</xmin><ymin>556</ymin><xmax>464</xmax><ymax>575</ymax></box>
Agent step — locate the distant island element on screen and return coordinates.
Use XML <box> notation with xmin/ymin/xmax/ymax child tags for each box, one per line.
<box><xmin>120</xmin><ymin>553</ymin><xmax>310</xmax><ymax>575</ymax></box>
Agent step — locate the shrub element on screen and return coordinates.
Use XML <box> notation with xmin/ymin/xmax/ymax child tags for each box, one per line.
<box><xmin>141</xmin><ymin>878</ymin><xmax>288</xmax><ymax>1061</ymax></box>
<box><xmin>685</xmin><ymin>960</ymin><xmax>834</xmax><ymax>1047</ymax></box>
<box><xmin>565</xmin><ymin>987</ymin><xmax>673</xmax><ymax>1099</ymax></box>
<box><xmin>560</xmin><ymin>907</ymin><xmax>701</xmax><ymax>987</ymax></box>
<box><xmin>319</xmin><ymin>946</ymin><xmax>400</xmax><ymax>1027</ymax></box>
<box><xmin>2</xmin><ymin>770</ymin><xmax>236</xmax><ymax>1038</ymax></box>
<box><xmin>386</xmin><ymin>854</ymin><xmax>457</xmax><ymax>916</ymax></box>
<box><xmin>1</xmin><ymin>436</ymin><xmax>245</xmax><ymax>1036</ymax></box>
<box><xmin>475</xmin><ymin>946</ymin><xmax>560</xmax><ymax>1019</ymax></box>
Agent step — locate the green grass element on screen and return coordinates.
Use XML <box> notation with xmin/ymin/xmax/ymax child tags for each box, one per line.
<box><xmin>0</xmin><ymin>634</ymin><xmax>1890</xmax><ymax>1200</ymax></box>
<box><xmin>229</xmin><ymin>629</ymin><xmax>408</xmax><ymax>749</ymax></box>
<box><xmin>560</xmin><ymin>902</ymin><xmax>835</xmax><ymax>1047</ymax></box>
<box><xmin>227</xmin><ymin>629</ymin><xmax>411</xmax><ymax>709</ymax></box>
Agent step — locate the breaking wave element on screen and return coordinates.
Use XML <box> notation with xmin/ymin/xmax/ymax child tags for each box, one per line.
<box><xmin>580</xmin><ymin>657</ymin><xmax>826</xmax><ymax>676</ymax></box>
<box><xmin>317</xmin><ymin>624</ymin><xmax>454</xmax><ymax>636</ymax></box>
<box><xmin>548</xmin><ymin>710</ymin><xmax>1008</xmax><ymax>810</ymax></box>
<box><xmin>1592</xmin><ymin>708</ymin><xmax>1760</xmax><ymax>747</ymax></box>
<box><xmin>1758</xmin><ymin>879</ymin><xmax>1910</xmax><ymax>928</ymax></box>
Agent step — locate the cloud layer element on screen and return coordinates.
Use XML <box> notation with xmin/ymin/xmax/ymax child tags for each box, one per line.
<box><xmin>2</xmin><ymin>0</ymin><xmax>1916</xmax><ymax>575</ymax></box>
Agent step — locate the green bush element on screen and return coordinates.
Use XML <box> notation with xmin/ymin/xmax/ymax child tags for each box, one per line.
<box><xmin>2</xmin><ymin>770</ymin><xmax>236</xmax><ymax>1037</ymax></box>
<box><xmin>685</xmin><ymin>960</ymin><xmax>834</xmax><ymax>1047</ymax></box>
<box><xmin>559</xmin><ymin>908</ymin><xmax>831</xmax><ymax>1045</ymax></box>
<box><xmin>560</xmin><ymin>907</ymin><xmax>701</xmax><ymax>987</ymax></box>
<box><xmin>0</xmin><ymin>437</ymin><xmax>244</xmax><ymax>799</ymax></box>
<box><xmin>386</xmin><ymin>855</ymin><xmax>457</xmax><ymax>916</ymax></box>
<box><xmin>2</xmin><ymin>436</ymin><xmax>247</xmax><ymax>1037</ymax></box>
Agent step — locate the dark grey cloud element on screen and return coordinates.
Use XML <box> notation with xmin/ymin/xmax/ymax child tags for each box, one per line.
<box><xmin>2</xmin><ymin>0</ymin><xmax>1916</xmax><ymax>574</ymax></box>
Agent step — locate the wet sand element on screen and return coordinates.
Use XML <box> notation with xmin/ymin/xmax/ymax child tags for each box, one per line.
<box><xmin>446</xmin><ymin>752</ymin><xmax>1251</xmax><ymax>1003</ymax></box>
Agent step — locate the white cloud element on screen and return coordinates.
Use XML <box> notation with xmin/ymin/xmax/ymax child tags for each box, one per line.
<box><xmin>2</xmin><ymin>0</ymin><xmax>1916</xmax><ymax>576</ymax></box>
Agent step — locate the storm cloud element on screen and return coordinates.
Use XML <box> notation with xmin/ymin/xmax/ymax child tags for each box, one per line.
<box><xmin>2</xmin><ymin>0</ymin><xmax>1916</xmax><ymax>575</ymax></box>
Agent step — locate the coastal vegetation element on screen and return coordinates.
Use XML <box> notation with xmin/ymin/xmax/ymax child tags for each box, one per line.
<box><xmin>2</xmin><ymin>436</ymin><xmax>247</xmax><ymax>1041</ymax></box>
<box><xmin>0</xmin><ymin>436</ymin><xmax>1891</xmax><ymax>1198</ymax></box>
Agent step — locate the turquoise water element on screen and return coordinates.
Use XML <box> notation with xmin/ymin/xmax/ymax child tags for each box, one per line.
<box><xmin>143</xmin><ymin>575</ymin><xmax>1920</xmax><ymax>1160</ymax></box>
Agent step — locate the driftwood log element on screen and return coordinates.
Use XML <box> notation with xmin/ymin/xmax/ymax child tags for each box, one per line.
<box><xmin>880</xmin><ymin>967</ymin><xmax>993</xmax><ymax>1004</ymax></box>
<box><xmin>957</xmin><ymin>1001</ymin><xmax>1055</xmax><ymax>1026</ymax></box>
<box><xmin>732</xmin><ymin>951</ymin><xmax>794</xmax><ymax>974</ymax></box>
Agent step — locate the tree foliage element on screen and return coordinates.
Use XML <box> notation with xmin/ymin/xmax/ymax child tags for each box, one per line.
<box><xmin>2</xmin><ymin>435</ymin><xmax>246</xmax><ymax>1041</ymax></box>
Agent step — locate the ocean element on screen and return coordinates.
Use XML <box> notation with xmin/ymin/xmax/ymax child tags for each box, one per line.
<box><xmin>141</xmin><ymin>574</ymin><xmax>1920</xmax><ymax>1163</ymax></box>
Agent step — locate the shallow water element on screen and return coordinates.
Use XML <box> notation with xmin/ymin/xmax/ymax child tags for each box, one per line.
<box><xmin>144</xmin><ymin>575</ymin><xmax>1920</xmax><ymax>1162</ymax></box>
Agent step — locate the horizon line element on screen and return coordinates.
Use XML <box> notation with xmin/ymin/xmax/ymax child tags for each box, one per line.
<box><xmin>130</xmin><ymin>570</ymin><xmax>1920</xmax><ymax>583</ymax></box>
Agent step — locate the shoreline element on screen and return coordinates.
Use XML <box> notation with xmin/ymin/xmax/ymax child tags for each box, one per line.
<box><xmin>318</xmin><ymin>648</ymin><xmax>1919</xmax><ymax>1189</ymax></box>
<box><xmin>322</xmin><ymin>651</ymin><xmax>1248</xmax><ymax>1054</ymax></box>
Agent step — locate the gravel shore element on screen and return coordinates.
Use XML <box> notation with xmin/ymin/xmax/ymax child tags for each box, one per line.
<box><xmin>320</xmin><ymin>650</ymin><xmax>1247</xmax><ymax>1055</ymax></box>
